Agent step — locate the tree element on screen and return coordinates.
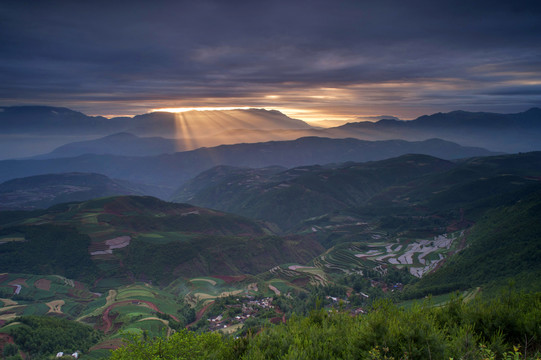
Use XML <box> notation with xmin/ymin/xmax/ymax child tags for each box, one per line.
<box><xmin>110</xmin><ymin>329</ymin><xmax>229</xmax><ymax>360</ymax></box>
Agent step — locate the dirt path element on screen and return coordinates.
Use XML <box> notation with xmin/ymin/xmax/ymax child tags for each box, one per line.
<box><xmin>0</xmin><ymin>298</ymin><xmax>17</xmax><ymax>307</ymax></box>
<box><xmin>186</xmin><ymin>301</ymin><xmax>214</xmax><ymax>329</ymax></box>
<box><xmin>268</xmin><ymin>284</ymin><xmax>281</xmax><ymax>295</ymax></box>
<box><xmin>46</xmin><ymin>300</ymin><xmax>65</xmax><ymax>314</ymax></box>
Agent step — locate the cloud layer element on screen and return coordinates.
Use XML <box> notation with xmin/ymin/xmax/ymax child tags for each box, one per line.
<box><xmin>1</xmin><ymin>0</ymin><xmax>540</xmax><ymax>119</ymax></box>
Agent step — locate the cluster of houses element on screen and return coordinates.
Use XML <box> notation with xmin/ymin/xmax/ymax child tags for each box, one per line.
<box><xmin>205</xmin><ymin>293</ymin><xmax>379</xmax><ymax>332</ymax></box>
<box><xmin>207</xmin><ymin>296</ymin><xmax>275</xmax><ymax>331</ymax></box>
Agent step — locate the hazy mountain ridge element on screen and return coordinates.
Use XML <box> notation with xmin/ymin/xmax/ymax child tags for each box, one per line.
<box><xmin>0</xmin><ymin>106</ymin><xmax>311</xmax><ymax>136</ymax></box>
<box><xmin>1</xmin><ymin>106</ymin><xmax>539</xmax><ymax>160</ymax></box>
<box><xmin>0</xmin><ymin>137</ymin><xmax>498</xmax><ymax>197</ymax></box>
<box><xmin>0</xmin><ymin>106</ymin><xmax>113</xmax><ymax>134</ymax></box>
<box><xmin>0</xmin><ymin>106</ymin><xmax>313</xmax><ymax>159</ymax></box>
<box><xmin>0</xmin><ymin>172</ymin><xmax>166</xmax><ymax>210</ymax></box>
<box><xmin>34</xmin><ymin>132</ymin><xmax>181</xmax><ymax>159</ymax></box>
<box><xmin>172</xmin><ymin>154</ymin><xmax>456</xmax><ymax>230</ymax></box>
<box><xmin>334</xmin><ymin>107</ymin><xmax>541</xmax><ymax>152</ymax></box>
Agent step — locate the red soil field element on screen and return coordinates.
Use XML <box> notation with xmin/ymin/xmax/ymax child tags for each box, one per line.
<box><xmin>34</xmin><ymin>278</ymin><xmax>51</xmax><ymax>291</ymax></box>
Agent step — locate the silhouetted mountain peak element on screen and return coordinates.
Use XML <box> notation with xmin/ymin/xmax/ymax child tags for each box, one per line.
<box><xmin>524</xmin><ymin>107</ymin><xmax>541</xmax><ymax>114</ymax></box>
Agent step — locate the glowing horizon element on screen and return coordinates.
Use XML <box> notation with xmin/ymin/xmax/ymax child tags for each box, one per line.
<box><xmin>152</xmin><ymin>106</ymin><xmax>254</xmax><ymax>113</ymax></box>
<box><xmin>151</xmin><ymin>106</ymin><xmax>363</xmax><ymax>123</ymax></box>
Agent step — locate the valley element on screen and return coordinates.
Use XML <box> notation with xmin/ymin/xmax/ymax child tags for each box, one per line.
<box><xmin>0</xmin><ymin>107</ymin><xmax>540</xmax><ymax>359</ymax></box>
<box><xmin>1</xmin><ymin>150</ymin><xmax>540</xmax><ymax>358</ymax></box>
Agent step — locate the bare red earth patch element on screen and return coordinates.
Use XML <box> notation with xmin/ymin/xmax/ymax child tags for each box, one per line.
<box><xmin>0</xmin><ymin>333</ymin><xmax>15</xmax><ymax>354</ymax></box>
<box><xmin>34</xmin><ymin>278</ymin><xmax>51</xmax><ymax>291</ymax></box>
<box><xmin>186</xmin><ymin>301</ymin><xmax>215</xmax><ymax>329</ymax></box>
<box><xmin>8</xmin><ymin>278</ymin><xmax>28</xmax><ymax>287</ymax></box>
<box><xmin>291</xmin><ymin>277</ymin><xmax>310</xmax><ymax>287</ymax></box>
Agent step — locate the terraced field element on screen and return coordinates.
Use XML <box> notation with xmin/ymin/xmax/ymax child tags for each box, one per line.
<box><xmin>184</xmin><ymin>276</ymin><xmax>254</xmax><ymax>306</ymax></box>
<box><xmin>265</xmin><ymin>263</ymin><xmax>328</xmax><ymax>290</ymax></box>
<box><xmin>0</xmin><ymin>273</ymin><xmax>102</xmax><ymax>329</ymax></box>
<box><xmin>314</xmin><ymin>231</ymin><xmax>465</xmax><ymax>278</ymax></box>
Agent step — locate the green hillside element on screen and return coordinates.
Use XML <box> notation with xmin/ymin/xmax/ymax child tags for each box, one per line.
<box><xmin>405</xmin><ymin>185</ymin><xmax>541</xmax><ymax>297</ymax></box>
<box><xmin>0</xmin><ymin>196</ymin><xmax>323</xmax><ymax>287</ymax></box>
<box><xmin>0</xmin><ymin>225</ymin><xmax>97</xmax><ymax>281</ymax></box>
<box><xmin>172</xmin><ymin>154</ymin><xmax>455</xmax><ymax>230</ymax></box>
<box><xmin>172</xmin><ymin>152</ymin><xmax>541</xmax><ymax>293</ymax></box>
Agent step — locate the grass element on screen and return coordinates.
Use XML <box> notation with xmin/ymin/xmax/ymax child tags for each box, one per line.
<box><xmin>399</xmin><ymin>288</ymin><xmax>481</xmax><ymax>309</ymax></box>
<box><xmin>94</xmin><ymin>277</ymin><xmax>129</xmax><ymax>291</ymax></box>
<box><xmin>119</xmin><ymin>318</ymin><xmax>167</xmax><ymax>337</ymax></box>
<box><xmin>218</xmin><ymin>323</ymin><xmax>243</xmax><ymax>334</ymax></box>
<box><xmin>0</xmin><ymin>236</ymin><xmax>25</xmax><ymax>242</ymax></box>
<box><xmin>113</xmin><ymin>304</ymin><xmax>154</xmax><ymax>317</ymax></box>
<box><xmin>267</xmin><ymin>280</ymin><xmax>290</xmax><ymax>294</ymax></box>
<box><xmin>190</xmin><ymin>277</ymin><xmax>226</xmax><ymax>286</ymax></box>
<box><xmin>116</xmin><ymin>287</ymin><xmax>156</xmax><ymax>301</ymax></box>
<box><xmin>21</xmin><ymin>303</ymin><xmax>48</xmax><ymax>316</ymax></box>
<box><xmin>80</xmin><ymin>296</ymin><xmax>107</xmax><ymax>316</ymax></box>
<box><xmin>82</xmin><ymin>348</ymin><xmax>114</xmax><ymax>359</ymax></box>
<box><xmin>78</xmin><ymin>290</ymin><xmax>117</xmax><ymax>320</ymax></box>
<box><xmin>136</xmin><ymin>232</ymin><xmax>195</xmax><ymax>244</ymax></box>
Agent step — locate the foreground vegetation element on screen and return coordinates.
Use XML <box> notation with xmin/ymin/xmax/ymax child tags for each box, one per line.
<box><xmin>111</xmin><ymin>289</ymin><xmax>541</xmax><ymax>360</ymax></box>
<box><xmin>2</xmin><ymin>316</ymin><xmax>101</xmax><ymax>359</ymax></box>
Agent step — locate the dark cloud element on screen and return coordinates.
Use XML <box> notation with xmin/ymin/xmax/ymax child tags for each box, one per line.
<box><xmin>485</xmin><ymin>85</ymin><xmax>541</xmax><ymax>96</ymax></box>
<box><xmin>1</xmin><ymin>0</ymin><xmax>540</xmax><ymax>119</ymax></box>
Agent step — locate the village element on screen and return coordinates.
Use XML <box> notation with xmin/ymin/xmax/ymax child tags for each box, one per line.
<box><xmin>203</xmin><ymin>288</ymin><xmax>389</xmax><ymax>333</ymax></box>
<box><xmin>206</xmin><ymin>296</ymin><xmax>278</xmax><ymax>332</ymax></box>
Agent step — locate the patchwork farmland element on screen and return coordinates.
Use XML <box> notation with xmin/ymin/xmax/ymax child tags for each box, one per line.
<box><xmin>312</xmin><ymin>231</ymin><xmax>465</xmax><ymax>278</ymax></box>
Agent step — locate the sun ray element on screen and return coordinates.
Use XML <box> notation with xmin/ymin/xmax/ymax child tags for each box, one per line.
<box><xmin>174</xmin><ymin>112</ymin><xmax>199</xmax><ymax>151</ymax></box>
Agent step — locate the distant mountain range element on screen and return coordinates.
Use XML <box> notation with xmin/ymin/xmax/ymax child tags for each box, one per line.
<box><xmin>0</xmin><ymin>106</ymin><xmax>540</xmax><ymax>159</ymax></box>
<box><xmin>0</xmin><ymin>106</ymin><xmax>313</xmax><ymax>158</ymax></box>
<box><xmin>35</xmin><ymin>132</ymin><xmax>181</xmax><ymax>158</ymax></box>
<box><xmin>331</xmin><ymin>107</ymin><xmax>541</xmax><ymax>152</ymax></box>
<box><xmin>0</xmin><ymin>137</ymin><xmax>498</xmax><ymax>197</ymax></box>
<box><xmin>0</xmin><ymin>106</ymin><xmax>311</xmax><ymax>136</ymax></box>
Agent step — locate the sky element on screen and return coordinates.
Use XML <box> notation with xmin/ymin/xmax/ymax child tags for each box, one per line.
<box><xmin>1</xmin><ymin>0</ymin><xmax>541</xmax><ymax>121</ymax></box>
